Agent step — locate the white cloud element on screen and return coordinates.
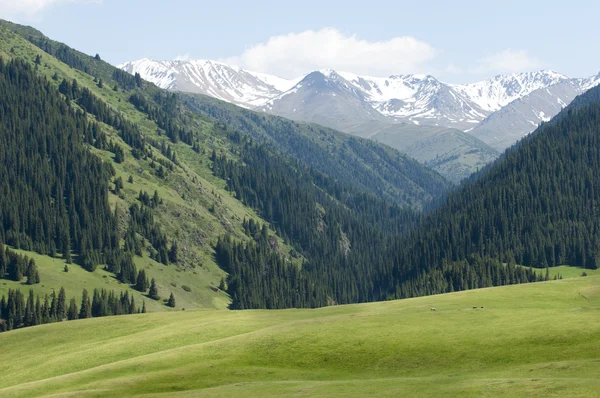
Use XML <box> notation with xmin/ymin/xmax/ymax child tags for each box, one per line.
<box><xmin>223</xmin><ymin>28</ymin><xmax>437</xmax><ymax>78</ymax></box>
<box><xmin>473</xmin><ymin>49</ymin><xmax>544</xmax><ymax>75</ymax></box>
<box><xmin>0</xmin><ymin>0</ymin><xmax>100</xmax><ymax>18</ymax></box>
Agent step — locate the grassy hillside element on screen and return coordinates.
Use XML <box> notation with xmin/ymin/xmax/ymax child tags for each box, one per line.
<box><xmin>0</xmin><ymin>276</ymin><xmax>598</xmax><ymax>397</ymax></box>
<box><xmin>0</xmin><ymin>248</ymin><xmax>229</xmax><ymax>312</ymax></box>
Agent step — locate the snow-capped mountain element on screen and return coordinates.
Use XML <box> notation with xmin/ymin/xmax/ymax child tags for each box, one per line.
<box><xmin>333</xmin><ymin>73</ymin><xmax>487</xmax><ymax>129</ymax></box>
<box><xmin>468</xmin><ymin>73</ymin><xmax>600</xmax><ymax>150</ymax></box>
<box><xmin>119</xmin><ymin>59</ymin><xmax>600</xmax><ymax>174</ymax></box>
<box><xmin>260</xmin><ymin>70</ymin><xmax>388</xmax><ymax>131</ymax></box>
<box><xmin>119</xmin><ymin>59</ymin><xmax>299</xmax><ymax>108</ymax></box>
<box><xmin>451</xmin><ymin>70</ymin><xmax>570</xmax><ymax>112</ymax></box>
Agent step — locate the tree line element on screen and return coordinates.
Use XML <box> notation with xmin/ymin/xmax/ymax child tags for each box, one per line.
<box><xmin>0</xmin><ymin>287</ymin><xmax>142</xmax><ymax>332</ymax></box>
<box><xmin>0</xmin><ymin>244</ymin><xmax>39</xmax><ymax>285</ymax></box>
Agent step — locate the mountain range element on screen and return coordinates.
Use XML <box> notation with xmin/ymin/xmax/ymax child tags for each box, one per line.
<box><xmin>120</xmin><ymin>59</ymin><xmax>600</xmax><ymax>181</ymax></box>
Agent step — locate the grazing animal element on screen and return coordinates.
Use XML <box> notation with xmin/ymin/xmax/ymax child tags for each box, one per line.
<box><xmin>473</xmin><ymin>306</ymin><xmax>477</xmax><ymax>309</ymax></box>
<box><xmin>481</xmin><ymin>307</ymin><xmax>484</xmax><ymax>309</ymax></box>
<box><xmin>430</xmin><ymin>308</ymin><xmax>436</xmax><ymax>312</ymax></box>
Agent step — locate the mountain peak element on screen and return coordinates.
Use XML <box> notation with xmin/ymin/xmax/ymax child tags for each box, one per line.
<box><xmin>120</xmin><ymin>58</ymin><xmax>598</xmax><ymax>145</ymax></box>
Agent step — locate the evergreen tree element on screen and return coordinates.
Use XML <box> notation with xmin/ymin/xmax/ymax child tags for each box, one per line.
<box><xmin>148</xmin><ymin>278</ymin><xmax>159</xmax><ymax>300</ymax></box>
<box><xmin>168</xmin><ymin>241</ymin><xmax>178</xmax><ymax>264</ymax></box>
<box><xmin>57</xmin><ymin>287</ymin><xmax>67</xmax><ymax>320</ymax></box>
<box><xmin>67</xmin><ymin>298</ymin><xmax>78</xmax><ymax>320</ymax></box>
<box><xmin>25</xmin><ymin>260</ymin><xmax>40</xmax><ymax>285</ymax></box>
<box><xmin>135</xmin><ymin>269</ymin><xmax>149</xmax><ymax>292</ymax></box>
<box><xmin>167</xmin><ymin>293</ymin><xmax>176</xmax><ymax>308</ymax></box>
<box><xmin>79</xmin><ymin>289</ymin><xmax>91</xmax><ymax>319</ymax></box>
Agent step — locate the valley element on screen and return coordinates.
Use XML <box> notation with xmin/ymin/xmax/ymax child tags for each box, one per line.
<box><xmin>1</xmin><ymin>4</ymin><xmax>600</xmax><ymax>396</ymax></box>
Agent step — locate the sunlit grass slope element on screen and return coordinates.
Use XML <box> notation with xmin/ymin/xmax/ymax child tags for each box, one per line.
<box><xmin>0</xmin><ymin>276</ymin><xmax>598</xmax><ymax>397</ymax></box>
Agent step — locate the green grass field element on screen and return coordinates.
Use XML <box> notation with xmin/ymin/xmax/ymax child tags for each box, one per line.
<box><xmin>0</xmin><ymin>275</ymin><xmax>598</xmax><ymax>397</ymax></box>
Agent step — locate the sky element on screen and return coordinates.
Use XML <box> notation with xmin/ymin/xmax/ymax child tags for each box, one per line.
<box><xmin>0</xmin><ymin>0</ymin><xmax>598</xmax><ymax>83</ymax></box>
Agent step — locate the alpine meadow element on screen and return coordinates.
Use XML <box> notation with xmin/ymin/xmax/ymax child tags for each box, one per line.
<box><xmin>0</xmin><ymin>2</ymin><xmax>599</xmax><ymax>396</ymax></box>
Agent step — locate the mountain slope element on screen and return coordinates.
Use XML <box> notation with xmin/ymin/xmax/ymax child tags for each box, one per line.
<box><xmin>260</xmin><ymin>70</ymin><xmax>389</xmax><ymax>131</ymax></box>
<box><xmin>119</xmin><ymin>58</ymin><xmax>299</xmax><ymax>108</ymax></box>
<box><xmin>469</xmin><ymin>79</ymin><xmax>596</xmax><ymax>150</ymax></box>
<box><xmin>389</xmin><ymin>82</ymin><xmax>600</xmax><ymax>281</ymax></box>
<box><xmin>0</xmin><ymin>21</ymin><xmax>302</xmax><ymax>311</ymax></box>
<box><xmin>347</xmin><ymin>121</ymin><xmax>499</xmax><ymax>182</ymax></box>
<box><xmin>182</xmin><ymin>93</ymin><xmax>449</xmax><ymax>208</ymax></box>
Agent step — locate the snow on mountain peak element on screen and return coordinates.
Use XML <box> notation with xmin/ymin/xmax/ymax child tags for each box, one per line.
<box><xmin>119</xmin><ymin>58</ymin><xmax>299</xmax><ymax>107</ymax></box>
<box><xmin>451</xmin><ymin>70</ymin><xmax>570</xmax><ymax>112</ymax></box>
<box><xmin>119</xmin><ymin>59</ymin><xmax>599</xmax><ymax>135</ymax></box>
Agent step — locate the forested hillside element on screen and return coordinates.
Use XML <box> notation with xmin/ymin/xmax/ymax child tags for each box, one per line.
<box><xmin>0</xmin><ymin>19</ymin><xmax>452</xmax><ymax>319</ymax></box>
<box><xmin>211</xmin><ymin>128</ymin><xmax>546</xmax><ymax>307</ymax></box>
<box><xmin>401</xmin><ymin>84</ymin><xmax>600</xmax><ymax>268</ymax></box>
<box><xmin>370</xmin><ymin>84</ymin><xmax>600</xmax><ymax>297</ymax></box>
<box><xmin>183</xmin><ymin>95</ymin><xmax>449</xmax><ymax>208</ymax></box>
<box><xmin>0</xmin><ymin>58</ymin><xmax>118</xmax><ymax>264</ymax></box>
<box><xmin>0</xmin><ymin>22</ymin><xmax>254</xmax><ymax>312</ymax></box>
<box><xmin>212</xmin><ymin>136</ymin><xmax>425</xmax><ymax>307</ymax></box>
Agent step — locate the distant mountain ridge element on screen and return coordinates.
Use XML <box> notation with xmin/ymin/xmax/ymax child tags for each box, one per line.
<box><xmin>120</xmin><ymin>59</ymin><xmax>600</xmax><ymax>134</ymax></box>
<box><xmin>120</xmin><ymin>59</ymin><xmax>600</xmax><ymax>181</ymax></box>
<box><xmin>119</xmin><ymin>59</ymin><xmax>300</xmax><ymax>107</ymax></box>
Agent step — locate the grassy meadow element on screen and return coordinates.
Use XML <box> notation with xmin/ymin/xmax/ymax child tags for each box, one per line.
<box><xmin>0</xmin><ymin>275</ymin><xmax>598</xmax><ymax>397</ymax></box>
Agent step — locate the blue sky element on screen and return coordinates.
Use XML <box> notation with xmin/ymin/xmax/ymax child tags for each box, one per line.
<box><xmin>1</xmin><ymin>0</ymin><xmax>598</xmax><ymax>82</ymax></box>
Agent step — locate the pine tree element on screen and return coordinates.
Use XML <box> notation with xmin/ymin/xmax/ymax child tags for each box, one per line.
<box><xmin>57</xmin><ymin>287</ymin><xmax>67</xmax><ymax>320</ymax></box>
<box><xmin>0</xmin><ymin>243</ymin><xmax>5</xmax><ymax>279</ymax></box>
<box><xmin>167</xmin><ymin>293</ymin><xmax>176</xmax><ymax>308</ymax></box>
<box><xmin>152</xmin><ymin>190</ymin><xmax>160</xmax><ymax>208</ymax></box>
<box><xmin>79</xmin><ymin>289</ymin><xmax>92</xmax><ymax>319</ymax></box>
<box><xmin>135</xmin><ymin>269</ymin><xmax>149</xmax><ymax>292</ymax></box>
<box><xmin>148</xmin><ymin>278</ymin><xmax>159</xmax><ymax>300</ymax></box>
<box><xmin>168</xmin><ymin>241</ymin><xmax>178</xmax><ymax>264</ymax></box>
<box><xmin>63</xmin><ymin>233</ymin><xmax>72</xmax><ymax>264</ymax></box>
<box><xmin>114</xmin><ymin>176</ymin><xmax>123</xmax><ymax>194</ymax></box>
<box><xmin>26</xmin><ymin>260</ymin><xmax>40</xmax><ymax>285</ymax></box>
<box><xmin>67</xmin><ymin>298</ymin><xmax>78</xmax><ymax>320</ymax></box>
